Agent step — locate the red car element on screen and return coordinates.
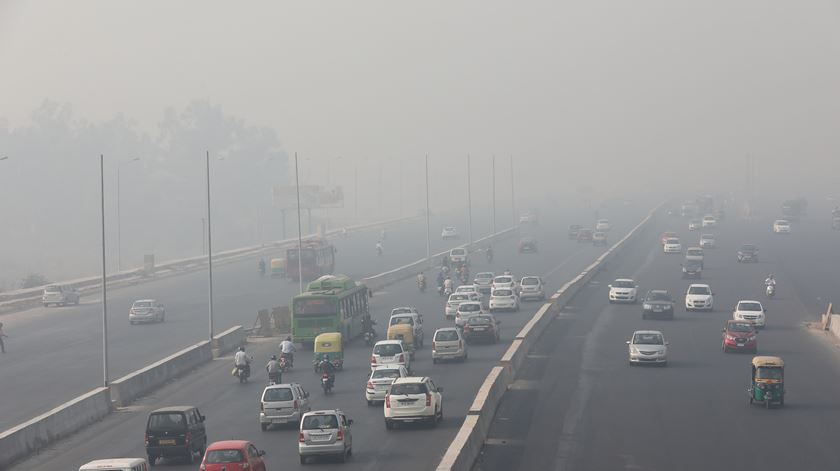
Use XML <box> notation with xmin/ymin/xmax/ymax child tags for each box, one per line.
<box><xmin>660</xmin><ymin>231</ymin><xmax>678</xmax><ymax>246</ymax></box>
<box><xmin>200</xmin><ymin>440</ymin><xmax>267</xmax><ymax>471</ymax></box>
<box><xmin>721</xmin><ymin>320</ymin><xmax>758</xmax><ymax>353</ymax></box>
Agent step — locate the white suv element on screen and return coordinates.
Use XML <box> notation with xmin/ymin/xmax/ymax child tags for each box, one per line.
<box><xmin>370</xmin><ymin>340</ymin><xmax>411</xmax><ymax>371</ymax></box>
<box><xmin>388</xmin><ymin>311</ymin><xmax>424</xmax><ymax>348</ymax></box>
<box><xmin>489</xmin><ymin>288</ymin><xmax>519</xmax><ymax>312</ymax></box>
<box><xmin>42</xmin><ymin>285</ymin><xmax>80</xmax><ymax>307</ymax></box>
<box><xmin>685</xmin><ymin>284</ymin><xmax>714</xmax><ymax>311</ymax></box>
<box><xmin>518</xmin><ymin>276</ymin><xmax>545</xmax><ymax>301</ymax></box>
<box><xmin>595</xmin><ymin>219</ymin><xmax>611</xmax><ymax>231</ymax></box>
<box><xmin>454</xmin><ymin>301</ymin><xmax>483</xmax><ymax>328</ymax></box>
<box><xmin>441</xmin><ymin>227</ymin><xmax>459</xmax><ymax>240</ymax></box>
<box><xmin>445</xmin><ymin>293</ymin><xmax>478</xmax><ymax>319</ymax></box>
<box><xmin>702</xmin><ymin>215</ymin><xmax>717</xmax><ymax>227</ymax></box>
<box><xmin>733</xmin><ymin>300</ymin><xmax>766</xmax><ymax>328</ymax></box>
<box><xmin>773</xmin><ymin>219</ymin><xmax>791</xmax><ymax>234</ymax></box>
<box><xmin>448</xmin><ymin>247</ymin><xmax>468</xmax><ymax>264</ymax></box>
<box><xmin>663</xmin><ymin>238</ymin><xmax>682</xmax><ymax>254</ymax></box>
<box><xmin>384</xmin><ymin>377</ymin><xmax>444</xmax><ymax>429</ymax></box>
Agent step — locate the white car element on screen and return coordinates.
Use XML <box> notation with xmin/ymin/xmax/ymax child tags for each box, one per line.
<box><xmin>432</xmin><ymin>327</ymin><xmax>468</xmax><ymax>363</ymax></box>
<box><xmin>42</xmin><ymin>284</ymin><xmax>81</xmax><ymax>307</ymax></box>
<box><xmin>699</xmin><ymin>233</ymin><xmax>716</xmax><ymax>249</ymax></box>
<box><xmin>688</xmin><ymin>219</ymin><xmax>702</xmax><ymax>231</ymax></box>
<box><xmin>489</xmin><ymin>288</ymin><xmax>519</xmax><ymax>312</ymax></box>
<box><xmin>454</xmin><ymin>285</ymin><xmax>483</xmax><ymax>303</ymax></box>
<box><xmin>441</xmin><ymin>226</ymin><xmax>459</xmax><ymax>240</ymax></box>
<box><xmin>733</xmin><ymin>300</ymin><xmax>766</xmax><ymax>328</ymax></box>
<box><xmin>454</xmin><ymin>301</ymin><xmax>483</xmax><ymax>328</ymax></box>
<box><xmin>492</xmin><ymin>275</ymin><xmax>516</xmax><ymax>291</ymax></box>
<box><xmin>627</xmin><ymin>330</ymin><xmax>668</xmax><ymax>366</ymax></box>
<box><xmin>663</xmin><ymin>238</ymin><xmax>682</xmax><ymax>253</ymax></box>
<box><xmin>518</xmin><ymin>276</ymin><xmax>545</xmax><ymax>301</ymax></box>
<box><xmin>702</xmin><ymin>215</ymin><xmax>717</xmax><ymax>228</ymax></box>
<box><xmin>473</xmin><ymin>272</ymin><xmax>494</xmax><ymax>287</ymax></box>
<box><xmin>366</xmin><ymin>365</ymin><xmax>409</xmax><ymax>405</ymax></box>
<box><xmin>685</xmin><ymin>284</ymin><xmax>714</xmax><ymax>311</ymax></box>
<box><xmin>370</xmin><ymin>340</ymin><xmax>411</xmax><ymax>371</ymax></box>
<box><xmin>595</xmin><ymin>219</ymin><xmax>612</xmax><ymax>231</ymax></box>
<box><xmin>129</xmin><ymin>299</ymin><xmax>165</xmax><ymax>324</ymax></box>
<box><xmin>608</xmin><ymin>278</ymin><xmax>638</xmax><ymax>303</ymax></box>
<box><xmin>773</xmin><ymin>219</ymin><xmax>791</xmax><ymax>234</ymax></box>
<box><xmin>260</xmin><ymin>383</ymin><xmax>311</xmax><ymax>429</ymax></box>
<box><xmin>445</xmin><ymin>293</ymin><xmax>478</xmax><ymax>319</ymax></box>
<box><xmin>384</xmin><ymin>377</ymin><xmax>444</xmax><ymax>429</ymax></box>
<box><xmin>448</xmin><ymin>247</ymin><xmax>468</xmax><ymax>264</ymax></box>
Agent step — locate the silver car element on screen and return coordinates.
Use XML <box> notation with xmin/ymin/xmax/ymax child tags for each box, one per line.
<box><xmin>432</xmin><ymin>327</ymin><xmax>467</xmax><ymax>363</ymax></box>
<box><xmin>518</xmin><ymin>276</ymin><xmax>545</xmax><ymax>301</ymax></box>
<box><xmin>299</xmin><ymin>410</ymin><xmax>353</xmax><ymax>464</ymax></box>
<box><xmin>366</xmin><ymin>365</ymin><xmax>409</xmax><ymax>405</ymax></box>
<box><xmin>129</xmin><ymin>299</ymin><xmax>165</xmax><ymax>324</ymax></box>
<box><xmin>260</xmin><ymin>383</ymin><xmax>311</xmax><ymax>430</ymax></box>
<box><xmin>627</xmin><ymin>330</ymin><xmax>668</xmax><ymax>366</ymax></box>
<box><xmin>42</xmin><ymin>285</ymin><xmax>80</xmax><ymax>307</ymax></box>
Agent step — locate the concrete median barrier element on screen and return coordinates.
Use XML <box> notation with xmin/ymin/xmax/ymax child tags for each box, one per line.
<box><xmin>436</xmin><ymin>415</ymin><xmax>483</xmax><ymax>471</ymax></box>
<box><xmin>212</xmin><ymin>325</ymin><xmax>246</xmax><ymax>358</ymax></box>
<box><xmin>0</xmin><ymin>387</ymin><xmax>111</xmax><ymax>469</ymax></box>
<box><xmin>110</xmin><ymin>340</ymin><xmax>213</xmax><ymax>407</ymax></box>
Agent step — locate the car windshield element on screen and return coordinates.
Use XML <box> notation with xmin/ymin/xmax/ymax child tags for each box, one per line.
<box><xmin>302</xmin><ymin>415</ymin><xmax>339</xmax><ymax>429</ymax></box>
<box><xmin>613</xmin><ymin>280</ymin><xmax>634</xmax><ymax>288</ymax></box>
<box><xmin>374</xmin><ymin>344</ymin><xmax>402</xmax><ymax>356</ymax></box>
<box><xmin>456</xmin><ymin>286</ymin><xmax>476</xmax><ymax>292</ymax></box>
<box><xmin>459</xmin><ymin>303</ymin><xmax>481</xmax><ymax>312</ymax></box>
<box><xmin>444</xmin><ymin>227</ymin><xmax>455</xmax><ymax>231</ymax></box>
<box><xmin>435</xmin><ymin>330</ymin><xmax>459</xmax><ymax>341</ymax></box>
<box><xmin>451</xmin><ymin>249</ymin><xmax>466</xmax><ymax>256</ymax></box>
<box><xmin>494</xmin><ymin>289</ymin><xmax>513</xmax><ymax>297</ymax></box>
<box><xmin>728</xmin><ymin>322</ymin><xmax>755</xmax><ymax>332</ymax></box>
<box><xmin>467</xmin><ymin>316</ymin><xmax>493</xmax><ymax>325</ymax></box>
<box><xmin>263</xmin><ymin>387</ymin><xmax>294</xmax><ymax>402</ymax></box>
<box><xmin>476</xmin><ymin>273</ymin><xmax>493</xmax><ymax>279</ymax></box>
<box><xmin>756</xmin><ymin>367</ymin><xmax>783</xmax><ymax>380</ymax></box>
<box><xmin>391</xmin><ymin>308</ymin><xmax>412</xmax><ymax>315</ymax></box>
<box><xmin>688</xmin><ymin>286</ymin><xmax>710</xmax><ymax>295</ymax></box>
<box><xmin>701</xmin><ymin>234</ymin><xmax>713</xmax><ymax>239</ymax></box>
<box><xmin>205</xmin><ymin>449</ymin><xmax>244</xmax><ymax>464</ymax></box>
<box><xmin>776</xmin><ymin>220</ymin><xmax>789</xmax><ymax>225</ymax></box>
<box><xmin>740</xmin><ymin>245</ymin><xmax>756</xmax><ymax>251</ymax></box>
<box><xmin>633</xmin><ymin>333</ymin><xmax>664</xmax><ymax>345</ymax></box>
<box><xmin>647</xmin><ymin>292</ymin><xmax>672</xmax><ymax>302</ymax></box>
<box><xmin>687</xmin><ymin>249</ymin><xmax>702</xmax><ymax>255</ymax></box>
<box><xmin>133</xmin><ymin>301</ymin><xmax>152</xmax><ymax>308</ymax></box>
<box><xmin>372</xmin><ymin>369</ymin><xmax>402</xmax><ymax>379</ymax></box>
<box><xmin>450</xmin><ymin>294</ymin><xmax>468</xmax><ymax>301</ymax></box>
<box><xmin>44</xmin><ymin>286</ymin><xmax>61</xmax><ymax>293</ymax></box>
<box><xmin>390</xmin><ymin>316</ymin><xmax>413</xmax><ymax>326</ymax></box>
<box><xmin>739</xmin><ymin>302</ymin><xmax>762</xmax><ymax>312</ymax></box>
<box><xmin>391</xmin><ymin>383</ymin><xmax>428</xmax><ymax>395</ymax></box>
<box><xmin>666</xmin><ymin>238</ymin><xmax>679</xmax><ymax>244</ymax></box>
<box><xmin>148</xmin><ymin>413</ymin><xmax>186</xmax><ymax>430</ymax></box>
<box><xmin>521</xmin><ymin>277</ymin><xmax>539</xmax><ymax>286</ymax></box>
<box><xmin>495</xmin><ymin>277</ymin><xmax>512</xmax><ymax>284</ymax></box>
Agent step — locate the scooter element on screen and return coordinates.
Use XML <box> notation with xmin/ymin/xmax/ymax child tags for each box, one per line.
<box><xmin>235</xmin><ymin>364</ymin><xmax>251</xmax><ymax>384</ymax></box>
<box><xmin>418</xmin><ymin>278</ymin><xmax>427</xmax><ymax>292</ymax></box>
<box><xmin>321</xmin><ymin>373</ymin><xmax>334</xmax><ymax>394</ymax></box>
<box><xmin>437</xmin><ymin>284</ymin><xmax>445</xmax><ymax>297</ymax></box>
<box><xmin>279</xmin><ymin>354</ymin><xmax>291</xmax><ymax>372</ymax></box>
<box><xmin>268</xmin><ymin>371</ymin><xmax>282</xmax><ymax>385</ymax></box>
<box><xmin>364</xmin><ymin>329</ymin><xmax>377</xmax><ymax>346</ymax></box>
<box><xmin>766</xmin><ymin>283</ymin><xmax>776</xmax><ymax>298</ymax></box>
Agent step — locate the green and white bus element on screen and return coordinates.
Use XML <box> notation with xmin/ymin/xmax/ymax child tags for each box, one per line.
<box><xmin>291</xmin><ymin>275</ymin><xmax>369</xmax><ymax>344</ymax></box>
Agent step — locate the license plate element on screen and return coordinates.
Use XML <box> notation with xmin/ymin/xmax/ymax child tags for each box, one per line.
<box><xmin>653</xmin><ymin>307</ymin><xmax>662</xmax><ymax>312</ymax></box>
<box><xmin>472</xmin><ymin>327</ymin><xmax>487</xmax><ymax>331</ymax></box>
<box><xmin>158</xmin><ymin>439</ymin><xmax>176</xmax><ymax>445</ymax></box>
<box><xmin>737</xmin><ymin>343</ymin><xmax>745</xmax><ymax>347</ymax></box>
<box><xmin>312</xmin><ymin>434</ymin><xmax>331</xmax><ymax>441</ymax></box>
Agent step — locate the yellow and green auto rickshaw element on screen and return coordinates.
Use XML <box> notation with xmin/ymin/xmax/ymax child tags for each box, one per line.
<box><xmin>270</xmin><ymin>258</ymin><xmax>286</xmax><ymax>278</ymax></box>
<box><xmin>748</xmin><ymin>356</ymin><xmax>784</xmax><ymax>408</ymax></box>
<box><xmin>387</xmin><ymin>323</ymin><xmax>416</xmax><ymax>359</ymax></box>
<box><xmin>312</xmin><ymin>332</ymin><xmax>344</xmax><ymax>372</ymax></box>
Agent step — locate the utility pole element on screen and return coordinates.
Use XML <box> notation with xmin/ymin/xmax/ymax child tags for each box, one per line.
<box><xmin>295</xmin><ymin>153</ymin><xmax>304</xmax><ymax>294</ymax></box>
<box><xmin>467</xmin><ymin>154</ymin><xmax>473</xmax><ymax>246</ymax></box>
<box><xmin>509</xmin><ymin>155</ymin><xmax>515</xmax><ymax>226</ymax></box>
<box><xmin>205</xmin><ymin>151</ymin><xmax>215</xmax><ymax>341</ymax></box>
<box><xmin>425</xmin><ymin>154</ymin><xmax>431</xmax><ymax>262</ymax></box>
<box><xmin>491</xmin><ymin>155</ymin><xmax>497</xmax><ymax>233</ymax></box>
<box><xmin>99</xmin><ymin>155</ymin><xmax>109</xmax><ymax>387</ymax></box>
<box><xmin>201</xmin><ymin>218</ymin><xmax>206</xmax><ymax>254</ymax></box>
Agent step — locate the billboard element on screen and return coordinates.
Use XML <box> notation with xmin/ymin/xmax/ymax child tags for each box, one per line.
<box><xmin>272</xmin><ymin>185</ymin><xmax>344</xmax><ymax>210</ymax></box>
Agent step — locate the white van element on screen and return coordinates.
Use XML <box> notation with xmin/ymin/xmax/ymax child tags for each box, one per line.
<box><xmin>79</xmin><ymin>458</ymin><xmax>148</xmax><ymax>471</ymax></box>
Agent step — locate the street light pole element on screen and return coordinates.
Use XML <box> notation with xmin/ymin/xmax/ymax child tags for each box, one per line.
<box><xmin>467</xmin><ymin>154</ymin><xmax>473</xmax><ymax>246</ymax></box>
<box><xmin>117</xmin><ymin>157</ymin><xmax>140</xmax><ymax>272</ymax></box>
<box><xmin>99</xmin><ymin>154</ymin><xmax>109</xmax><ymax>387</ymax></box>
<box><xmin>491</xmin><ymin>155</ymin><xmax>497</xmax><ymax>233</ymax></box>
<box><xmin>205</xmin><ymin>151</ymin><xmax>215</xmax><ymax>342</ymax></box>
<box><xmin>295</xmin><ymin>152</ymin><xmax>304</xmax><ymax>294</ymax></box>
<box><xmin>425</xmin><ymin>154</ymin><xmax>431</xmax><ymax>262</ymax></box>
<box><xmin>509</xmin><ymin>155</ymin><xmax>515</xmax><ymax>226</ymax></box>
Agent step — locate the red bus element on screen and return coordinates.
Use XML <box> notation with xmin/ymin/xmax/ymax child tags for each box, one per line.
<box><xmin>286</xmin><ymin>239</ymin><xmax>336</xmax><ymax>281</ymax></box>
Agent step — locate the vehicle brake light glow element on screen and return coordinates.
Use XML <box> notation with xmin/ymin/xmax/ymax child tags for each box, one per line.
<box><xmin>426</xmin><ymin>393</ymin><xmax>432</xmax><ymax>406</ymax></box>
<box><xmin>337</xmin><ymin>429</ymin><xmax>344</xmax><ymax>441</ymax></box>
<box><xmin>185</xmin><ymin>431</ymin><xmax>191</xmax><ymax>444</ymax></box>
<box><xmin>299</xmin><ymin>432</ymin><xmax>305</xmax><ymax>442</ymax></box>
<box><xmin>293</xmin><ymin>399</ymin><xmax>299</xmax><ymax>409</ymax></box>
<box><xmin>371</xmin><ymin>355</ymin><xmax>376</xmax><ymax>364</ymax></box>
<box><xmin>367</xmin><ymin>381</ymin><xmax>374</xmax><ymax>390</ymax></box>
<box><xmin>385</xmin><ymin>395</ymin><xmax>391</xmax><ymax>408</ymax></box>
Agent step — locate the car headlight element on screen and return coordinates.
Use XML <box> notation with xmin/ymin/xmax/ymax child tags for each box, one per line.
<box><xmin>726</xmin><ymin>334</ymin><xmax>736</xmax><ymax>341</ymax></box>
<box><xmin>748</xmin><ymin>336</ymin><xmax>757</xmax><ymax>341</ymax></box>
<box><xmin>630</xmin><ymin>347</ymin><xmax>640</xmax><ymax>354</ymax></box>
<box><xmin>643</xmin><ymin>304</ymin><xmax>652</xmax><ymax>310</ymax></box>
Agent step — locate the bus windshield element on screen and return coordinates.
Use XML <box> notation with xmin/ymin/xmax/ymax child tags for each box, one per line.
<box><xmin>294</xmin><ymin>298</ymin><xmax>337</xmax><ymax>316</ymax></box>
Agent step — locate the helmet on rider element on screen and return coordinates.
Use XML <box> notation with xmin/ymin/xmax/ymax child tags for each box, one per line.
<box><xmin>271</xmin><ymin>354</ymin><xmax>277</xmax><ymax>360</ymax></box>
<box><xmin>239</xmin><ymin>346</ymin><xmax>245</xmax><ymax>352</ymax></box>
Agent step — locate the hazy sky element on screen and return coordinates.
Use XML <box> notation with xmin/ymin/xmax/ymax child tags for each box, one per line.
<box><xmin>3</xmin><ymin>0</ymin><xmax>839</xmax><ymax>188</ymax></box>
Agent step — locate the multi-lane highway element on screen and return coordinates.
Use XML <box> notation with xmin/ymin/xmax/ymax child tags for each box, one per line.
<box><xmin>475</xmin><ymin>205</ymin><xmax>840</xmax><ymax>471</ymax></box>
<box><xmin>0</xmin><ymin>213</ymin><xmax>487</xmax><ymax>430</ymax></box>
<box><xmin>9</xmin><ymin>205</ymin><xmax>647</xmax><ymax>470</ymax></box>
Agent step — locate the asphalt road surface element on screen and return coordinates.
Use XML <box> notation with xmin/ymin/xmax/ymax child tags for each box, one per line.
<box><xmin>475</xmin><ymin>207</ymin><xmax>840</xmax><ymax>471</ymax></box>
<box><xmin>9</xmin><ymin>206</ymin><xmax>646</xmax><ymax>470</ymax></box>
<box><xmin>0</xmin><ymin>213</ymin><xmax>493</xmax><ymax>430</ymax></box>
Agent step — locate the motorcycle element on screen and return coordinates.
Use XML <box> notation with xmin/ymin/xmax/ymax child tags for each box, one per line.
<box><xmin>364</xmin><ymin>329</ymin><xmax>377</xmax><ymax>346</ymax></box>
<box><xmin>486</xmin><ymin>250</ymin><xmax>493</xmax><ymax>263</ymax></box>
<box><xmin>268</xmin><ymin>371</ymin><xmax>282</xmax><ymax>385</ymax></box>
<box><xmin>321</xmin><ymin>373</ymin><xmax>334</xmax><ymax>394</ymax></box>
<box><xmin>444</xmin><ymin>285</ymin><xmax>453</xmax><ymax>297</ymax></box>
<box><xmin>459</xmin><ymin>271</ymin><xmax>469</xmax><ymax>284</ymax></box>
<box><xmin>235</xmin><ymin>364</ymin><xmax>251</xmax><ymax>384</ymax></box>
<box><xmin>418</xmin><ymin>277</ymin><xmax>427</xmax><ymax>292</ymax></box>
<box><xmin>258</xmin><ymin>264</ymin><xmax>266</xmax><ymax>277</ymax></box>
<box><xmin>766</xmin><ymin>283</ymin><xmax>776</xmax><ymax>298</ymax></box>
<box><xmin>279</xmin><ymin>353</ymin><xmax>292</xmax><ymax>372</ymax></box>
<box><xmin>376</xmin><ymin>245</ymin><xmax>383</xmax><ymax>256</ymax></box>
<box><xmin>437</xmin><ymin>284</ymin><xmax>445</xmax><ymax>297</ymax></box>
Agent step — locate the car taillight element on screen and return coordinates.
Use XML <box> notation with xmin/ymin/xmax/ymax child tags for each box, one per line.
<box><xmin>464</xmin><ymin>325</ymin><xmax>471</xmax><ymax>332</ymax></box>
<box><xmin>144</xmin><ymin>434</ymin><xmax>151</xmax><ymax>446</ymax></box>
<box><xmin>200</xmin><ymin>464</ymin><xmax>206</xmax><ymax>471</ymax></box>
<box><xmin>299</xmin><ymin>432</ymin><xmax>305</xmax><ymax>442</ymax></box>
<box><xmin>260</xmin><ymin>402</ymin><xmax>264</xmax><ymax>411</ymax></box>
<box><xmin>337</xmin><ymin>429</ymin><xmax>344</xmax><ymax>441</ymax></box>
<box><xmin>426</xmin><ymin>393</ymin><xmax>432</xmax><ymax>406</ymax></box>
<box><xmin>399</xmin><ymin>353</ymin><xmax>405</xmax><ymax>362</ymax></box>
<box><xmin>385</xmin><ymin>395</ymin><xmax>391</xmax><ymax>408</ymax></box>
<box><xmin>185</xmin><ymin>431</ymin><xmax>191</xmax><ymax>444</ymax></box>
<box><xmin>243</xmin><ymin>463</ymin><xmax>250</xmax><ymax>469</ymax></box>
<box><xmin>371</xmin><ymin>355</ymin><xmax>377</xmax><ymax>364</ymax></box>
<box><xmin>293</xmin><ymin>399</ymin><xmax>299</xmax><ymax>409</ymax></box>
<box><xmin>367</xmin><ymin>381</ymin><xmax>374</xmax><ymax>390</ymax></box>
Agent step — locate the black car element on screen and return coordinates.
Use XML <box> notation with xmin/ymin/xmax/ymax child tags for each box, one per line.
<box><xmin>519</xmin><ymin>236</ymin><xmax>538</xmax><ymax>253</ymax></box>
<box><xmin>737</xmin><ymin>244</ymin><xmax>759</xmax><ymax>263</ymax></box>
<box><xmin>145</xmin><ymin>406</ymin><xmax>207</xmax><ymax>465</ymax></box>
<box><xmin>642</xmin><ymin>290</ymin><xmax>675</xmax><ymax>320</ymax></box>
<box><xmin>682</xmin><ymin>259</ymin><xmax>703</xmax><ymax>279</ymax></box>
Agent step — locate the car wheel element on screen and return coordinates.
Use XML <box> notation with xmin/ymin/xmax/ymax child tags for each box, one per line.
<box><xmin>300</xmin><ymin>455</ymin><xmax>307</xmax><ymax>465</ymax></box>
<box><xmin>340</xmin><ymin>449</ymin><xmax>347</xmax><ymax>463</ymax></box>
<box><xmin>367</xmin><ymin>400</ymin><xmax>374</xmax><ymax>406</ymax></box>
<box><xmin>660</xmin><ymin>361</ymin><xmax>668</xmax><ymax>367</ymax></box>
<box><xmin>187</xmin><ymin>448</ymin><xmax>195</xmax><ymax>465</ymax></box>
<box><xmin>148</xmin><ymin>455</ymin><xmax>157</xmax><ymax>467</ymax></box>
<box><xmin>432</xmin><ymin>358</ymin><xmax>438</xmax><ymax>364</ymax></box>
<box><xmin>609</xmin><ymin>300</ymin><xmax>615</xmax><ymax>304</ymax></box>
<box><xmin>385</xmin><ymin>419</ymin><xmax>393</xmax><ymax>430</ymax></box>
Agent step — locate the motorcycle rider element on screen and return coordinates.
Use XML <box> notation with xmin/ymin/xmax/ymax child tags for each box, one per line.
<box><xmin>318</xmin><ymin>354</ymin><xmax>337</xmax><ymax>388</ymax></box>
<box><xmin>503</xmin><ymin>269</ymin><xmax>512</xmax><ymax>276</ymax></box>
<box><xmin>234</xmin><ymin>346</ymin><xmax>251</xmax><ymax>378</ymax></box>
<box><xmin>376</xmin><ymin>241</ymin><xmax>383</xmax><ymax>256</ymax></box>
<box><xmin>258</xmin><ymin>258</ymin><xmax>266</xmax><ymax>276</ymax></box>
<box><xmin>266</xmin><ymin>355</ymin><xmax>282</xmax><ymax>384</ymax></box>
<box><xmin>362</xmin><ymin>314</ymin><xmax>377</xmax><ymax>337</ymax></box>
<box><xmin>443</xmin><ymin>276</ymin><xmax>454</xmax><ymax>295</ymax></box>
<box><xmin>764</xmin><ymin>274</ymin><xmax>776</xmax><ymax>287</ymax></box>
<box><xmin>417</xmin><ymin>272</ymin><xmax>426</xmax><ymax>290</ymax></box>
<box><xmin>486</xmin><ymin>245</ymin><xmax>494</xmax><ymax>263</ymax></box>
<box><xmin>278</xmin><ymin>336</ymin><xmax>296</xmax><ymax>367</ymax></box>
